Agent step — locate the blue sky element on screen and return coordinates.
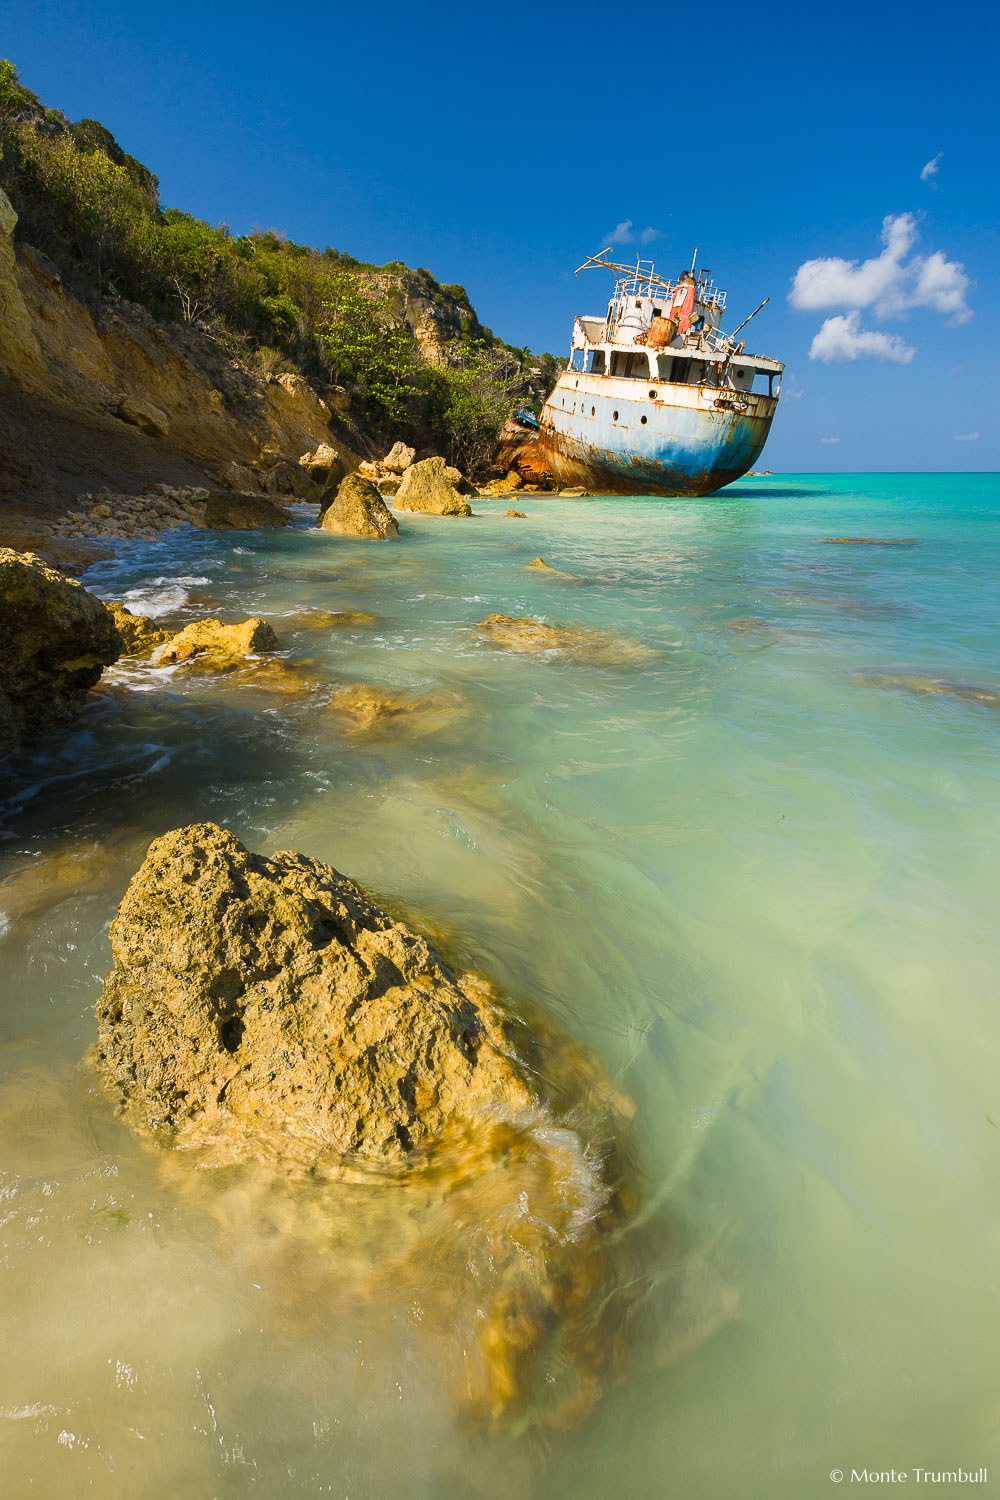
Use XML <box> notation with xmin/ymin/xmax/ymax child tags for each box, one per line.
<box><xmin>5</xmin><ymin>0</ymin><xmax>996</xmax><ymax>471</ymax></box>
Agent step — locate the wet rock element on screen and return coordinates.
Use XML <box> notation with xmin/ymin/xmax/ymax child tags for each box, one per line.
<box><xmin>157</xmin><ymin>617</ymin><xmax>280</xmax><ymax>665</ymax></box>
<box><xmin>475</xmin><ymin>614</ymin><xmax>654</xmax><ymax>666</ymax></box>
<box><xmin>318</xmin><ymin>473</ymin><xmax>399</xmax><ymax>539</ymax></box>
<box><xmin>559</xmin><ymin>486</ymin><xmax>590</xmax><ymax>498</ymax></box>
<box><xmin>382</xmin><ymin>441</ymin><xmax>415</xmax><ymax>475</ymax></box>
<box><xmin>103</xmin><ymin>601</ymin><xmax>173</xmax><ymax>656</ymax></box>
<box><xmin>525</xmin><ymin>556</ymin><xmax>554</xmax><ymax>570</ymax></box>
<box><xmin>299</xmin><ymin>443</ymin><xmax>347</xmax><ymax>489</ymax></box>
<box><xmin>504</xmin><ymin>509</ymin><xmax>527</xmax><ymax>518</ymax></box>
<box><xmin>376</xmin><ymin>475</ymin><xmax>402</xmax><ymax>496</ymax></box>
<box><xmin>96</xmin><ymin>823</ymin><xmax>534</xmax><ymax>1158</ymax></box>
<box><xmin>201</xmin><ymin>492</ymin><xmax>288</xmax><ymax>530</ymax></box>
<box><xmin>0</xmin><ymin>548</ymin><xmax>122</xmax><ymax>755</ymax></box>
<box><xmin>116</xmin><ymin>394</ymin><xmax>169</xmax><ymax>438</ymax></box>
<box><xmin>394</xmin><ymin>458</ymin><xmax>473</xmax><ymax>516</ymax></box>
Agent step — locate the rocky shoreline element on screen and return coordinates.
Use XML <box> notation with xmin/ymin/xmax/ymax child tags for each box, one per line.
<box><xmin>0</xmin><ymin>439</ymin><xmax>668</xmax><ymax>1430</ymax></box>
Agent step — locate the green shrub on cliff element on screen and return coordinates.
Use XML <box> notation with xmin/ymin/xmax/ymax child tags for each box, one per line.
<box><xmin>0</xmin><ymin>59</ymin><xmax>546</xmax><ymax>468</ymax></box>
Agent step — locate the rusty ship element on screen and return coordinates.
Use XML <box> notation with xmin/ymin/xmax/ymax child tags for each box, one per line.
<box><xmin>504</xmin><ymin>250</ymin><xmax>784</xmax><ymax>496</ymax></box>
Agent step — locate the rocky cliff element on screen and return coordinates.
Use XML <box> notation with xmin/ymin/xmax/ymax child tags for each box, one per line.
<box><xmin>0</xmin><ymin>184</ymin><xmax>360</xmax><ymax>537</ymax></box>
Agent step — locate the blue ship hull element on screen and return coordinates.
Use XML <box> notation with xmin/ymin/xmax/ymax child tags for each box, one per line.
<box><xmin>510</xmin><ymin>378</ymin><xmax>778</xmax><ymax>497</ymax></box>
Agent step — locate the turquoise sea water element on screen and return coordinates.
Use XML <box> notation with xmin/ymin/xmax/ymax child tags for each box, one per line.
<box><xmin>1</xmin><ymin>473</ymin><xmax>999</xmax><ymax>1497</ymax></box>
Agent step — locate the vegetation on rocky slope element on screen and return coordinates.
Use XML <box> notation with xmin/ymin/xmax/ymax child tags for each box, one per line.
<box><xmin>0</xmin><ymin>60</ymin><xmax>563</xmax><ymax>468</ymax></box>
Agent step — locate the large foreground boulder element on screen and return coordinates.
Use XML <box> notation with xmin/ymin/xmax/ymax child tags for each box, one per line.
<box><xmin>394</xmin><ymin>457</ymin><xmax>473</xmax><ymax>516</ymax></box>
<box><xmin>0</xmin><ymin>549</ymin><xmax>122</xmax><ymax>755</ymax></box>
<box><xmin>201</xmin><ymin>492</ymin><xmax>288</xmax><ymax>529</ymax></box>
<box><xmin>319</xmin><ymin>472</ymin><xmax>399</xmax><ymax>539</ymax></box>
<box><xmin>96</xmin><ymin>823</ymin><xmax>533</xmax><ymax>1157</ymax></box>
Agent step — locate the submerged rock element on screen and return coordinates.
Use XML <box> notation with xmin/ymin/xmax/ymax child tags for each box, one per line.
<box><xmin>505</xmin><ymin>509</ymin><xmax>527</xmax><ymax>518</ymax></box>
<box><xmin>856</xmin><ymin>670</ymin><xmax>1000</xmax><ymax>708</ymax></box>
<box><xmin>96</xmin><ymin>823</ymin><xmax>533</xmax><ymax>1157</ymax></box>
<box><xmin>157</xmin><ymin>617</ymin><xmax>280</xmax><ymax>665</ymax></box>
<box><xmin>323</xmin><ymin>681</ymin><xmax>458</xmax><ymax>737</ymax></box>
<box><xmin>201</xmin><ymin>492</ymin><xmax>288</xmax><ymax>529</ymax></box>
<box><xmin>394</xmin><ymin>457</ymin><xmax>473</xmax><ymax>516</ymax></box>
<box><xmin>103</xmin><ymin>601</ymin><xmax>172</xmax><ymax>656</ymax></box>
<box><xmin>319</xmin><ymin>472</ymin><xmax>399</xmax><ymax>539</ymax></box>
<box><xmin>0</xmin><ymin>548</ymin><xmax>122</xmax><ymax>755</ymax></box>
<box><xmin>282</xmin><ymin>608</ymin><xmax>378</xmax><ymax>630</ymax></box>
<box><xmin>475</xmin><ymin>613</ymin><xmax>654</xmax><ymax>666</ymax></box>
<box><xmin>818</xmin><ymin>537</ymin><xmax>918</xmax><ymax>547</ymax></box>
<box><xmin>525</xmin><ymin>556</ymin><xmax>554</xmax><ymax>570</ymax></box>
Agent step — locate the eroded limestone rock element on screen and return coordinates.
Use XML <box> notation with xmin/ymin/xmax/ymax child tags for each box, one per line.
<box><xmin>0</xmin><ymin>548</ymin><xmax>122</xmax><ymax>755</ymax></box>
<box><xmin>394</xmin><ymin>458</ymin><xmax>472</xmax><ymax>516</ymax></box>
<box><xmin>103</xmin><ymin>601</ymin><xmax>172</xmax><ymax>656</ymax></box>
<box><xmin>299</xmin><ymin>443</ymin><xmax>347</xmax><ymax>489</ymax></box>
<box><xmin>319</xmin><ymin>473</ymin><xmax>399</xmax><ymax>539</ymax></box>
<box><xmin>382</xmin><ymin>441</ymin><xmax>415</xmax><ymax>474</ymax></box>
<box><xmin>475</xmin><ymin>614</ymin><xmax>654</xmax><ymax>666</ymax></box>
<box><xmin>93</xmin><ymin>824</ymin><xmax>657</xmax><ymax>1428</ymax></box>
<box><xmin>157</xmin><ymin>617</ymin><xmax>280</xmax><ymax>665</ymax></box>
<box><xmin>96</xmin><ymin>823</ymin><xmax>534</xmax><ymax>1156</ymax></box>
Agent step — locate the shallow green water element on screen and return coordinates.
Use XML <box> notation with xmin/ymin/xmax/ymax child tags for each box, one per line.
<box><xmin>2</xmin><ymin>474</ymin><xmax>999</xmax><ymax>1496</ymax></box>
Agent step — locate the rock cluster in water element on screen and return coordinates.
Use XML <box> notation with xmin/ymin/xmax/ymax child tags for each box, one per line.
<box><xmin>0</xmin><ymin>548</ymin><xmax>122</xmax><ymax>754</ymax></box>
<box><xmin>96</xmin><ymin>823</ymin><xmax>534</xmax><ymax>1156</ymax></box>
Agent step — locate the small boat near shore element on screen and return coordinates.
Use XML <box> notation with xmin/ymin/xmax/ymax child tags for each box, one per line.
<box><xmin>502</xmin><ymin>250</ymin><xmax>784</xmax><ymax>497</ymax></box>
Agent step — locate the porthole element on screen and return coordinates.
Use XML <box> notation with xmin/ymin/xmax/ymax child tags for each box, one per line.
<box><xmin>640</xmin><ymin>415</ymin><xmax>647</xmax><ymax>424</ymax></box>
<box><xmin>591</xmin><ymin>406</ymin><xmax>595</xmax><ymax>415</ymax></box>
<box><xmin>612</xmin><ymin>410</ymin><xmax>619</xmax><ymax>421</ymax></box>
<box><xmin>649</xmin><ymin>389</ymin><xmax>657</xmax><ymax>399</ymax></box>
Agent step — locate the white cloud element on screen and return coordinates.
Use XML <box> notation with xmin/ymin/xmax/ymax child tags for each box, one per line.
<box><xmin>920</xmin><ymin>152</ymin><xmax>943</xmax><ymax>184</ymax></box>
<box><xmin>952</xmin><ymin>432</ymin><xmax>979</xmax><ymax>441</ymax></box>
<box><xmin>820</xmin><ymin>436</ymin><xmax>840</xmax><ymax>444</ymax></box>
<box><xmin>599</xmin><ymin>219</ymin><xmax>661</xmax><ymax>248</ymax></box>
<box><xmin>809</xmin><ymin>311</ymin><xmax>916</xmax><ymax>364</ymax></box>
<box><xmin>789</xmin><ymin>213</ymin><xmax>971</xmax><ymax>325</ymax></box>
<box><xmin>782</xmin><ymin>373</ymin><xmax>805</xmax><ymax>401</ymax></box>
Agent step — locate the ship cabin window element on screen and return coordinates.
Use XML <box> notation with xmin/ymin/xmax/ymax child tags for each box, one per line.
<box><xmin>586</xmin><ymin>349</ymin><xmax>606</xmax><ymax>376</ymax></box>
<box><xmin>569</xmin><ymin>349</ymin><xmax>585</xmax><ymax>373</ymax></box>
<box><xmin>669</xmin><ymin>356</ymin><xmax>692</xmax><ymax>384</ymax></box>
<box><xmin>610</xmin><ymin>351</ymin><xmax>651</xmax><ymax>380</ymax></box>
